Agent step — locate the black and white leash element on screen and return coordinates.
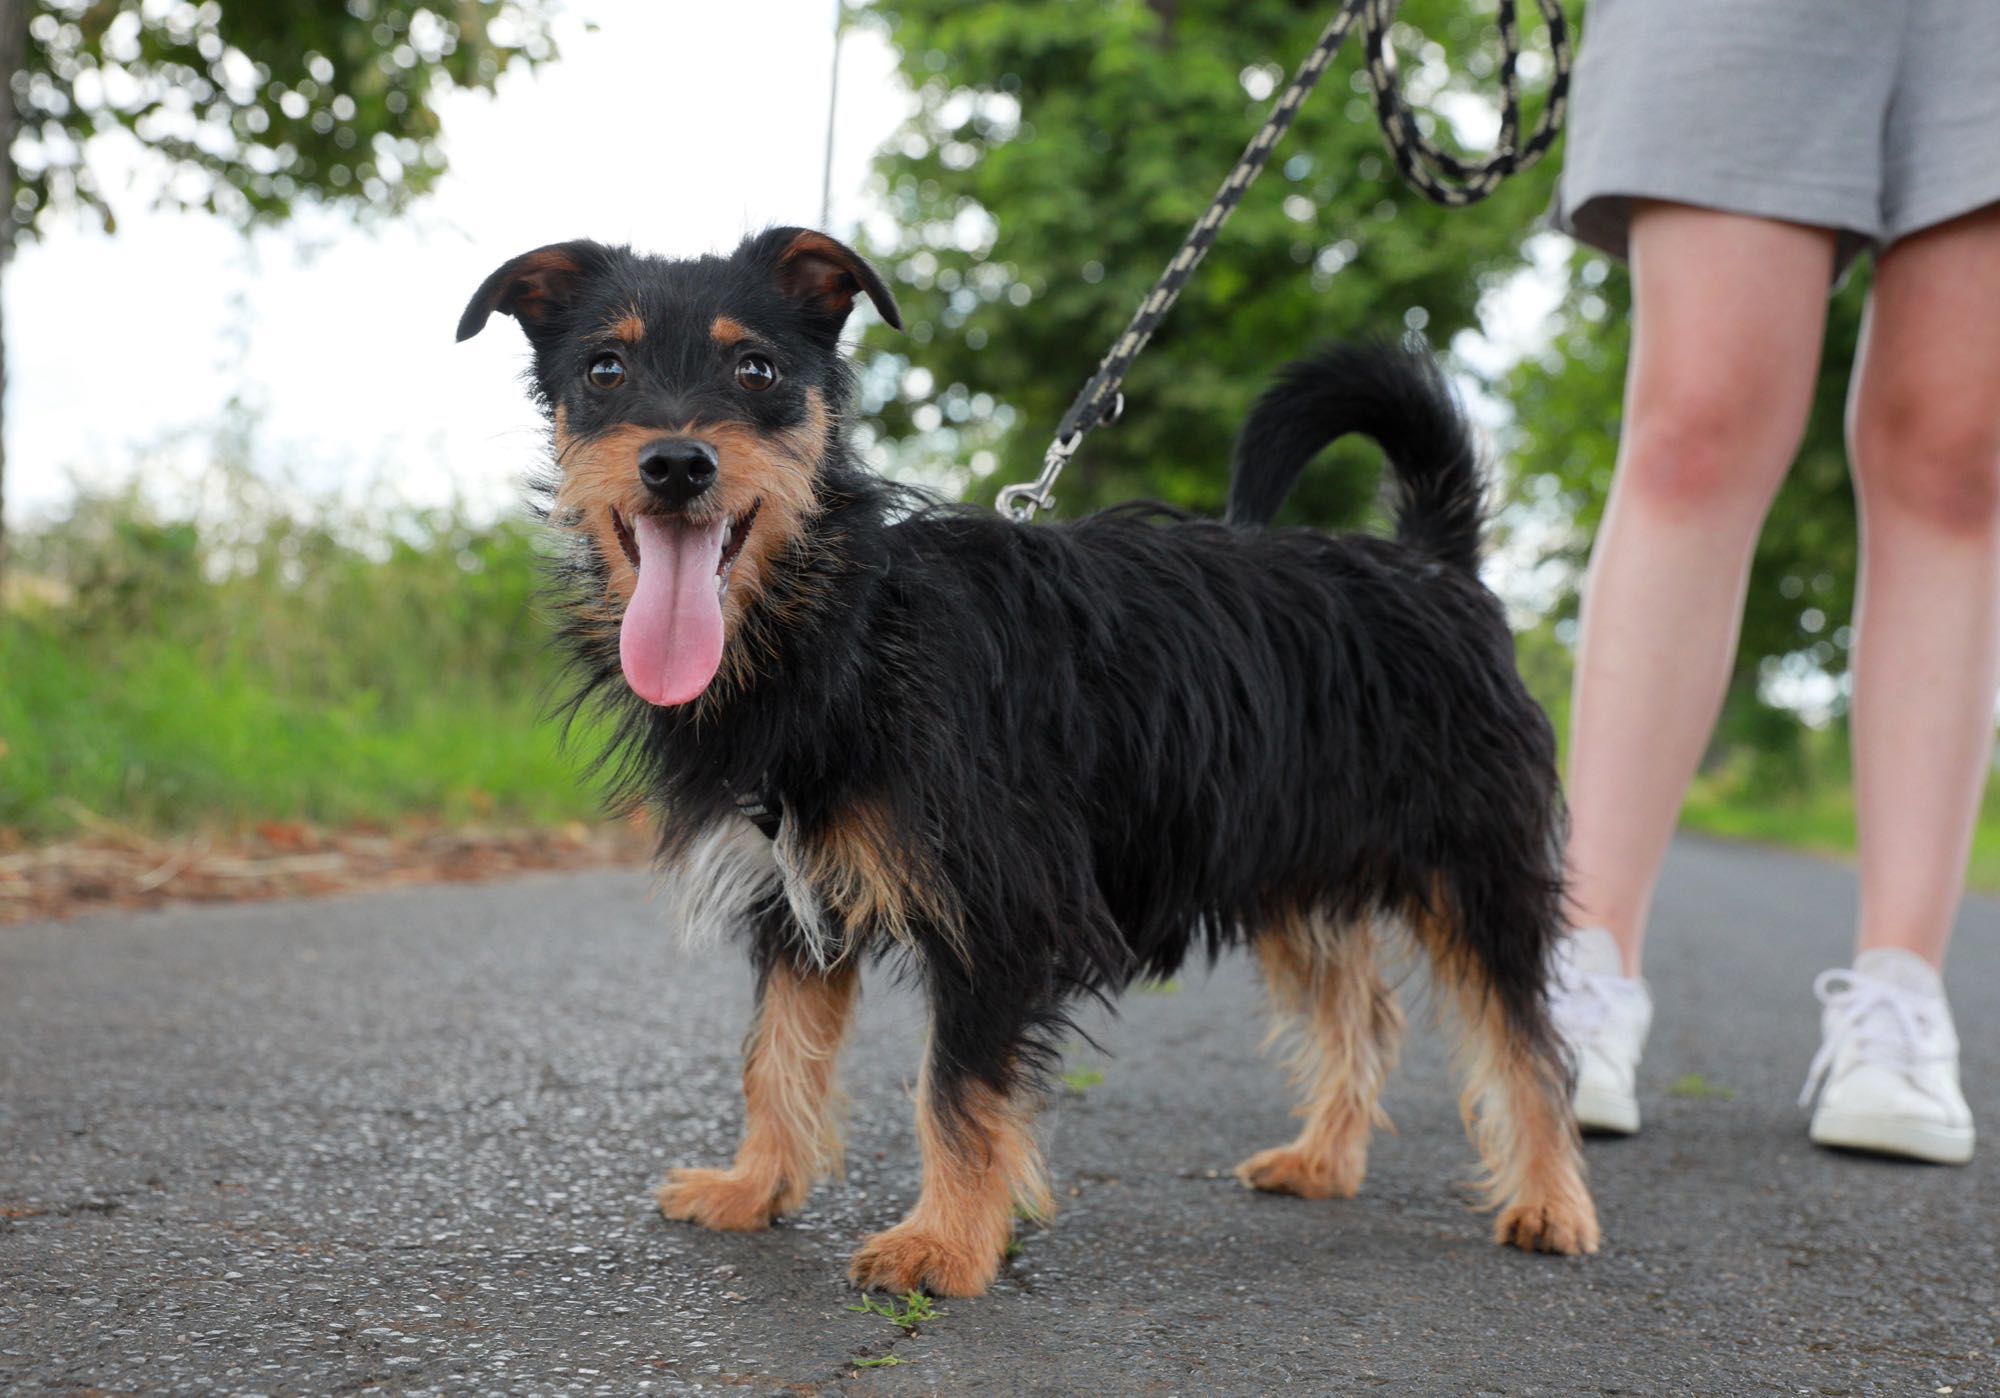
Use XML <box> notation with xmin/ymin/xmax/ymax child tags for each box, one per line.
<box><xmin>995</xmin><ymin>0</ymin><xmax>1572</xmax><ymax>522</ymax></box>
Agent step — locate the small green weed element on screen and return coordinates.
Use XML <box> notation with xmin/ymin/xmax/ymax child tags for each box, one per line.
<box><xmin>1060</xmin><ymin>1068</ymin><xmax>1106</xmax><ymax>1095</ymax></box>
<box><xmin>848</xmin><ymin>1290</ymin><xmax>935</xmax><ymax>1331</ymax></box>
<box><xmin>1666</xmin><ymin>1073</ymin><xmax>1735</xmax><ymax>1101</ymax></box>
<box><xmin>1137</xmin><ymin>977</ymin><xmax>1182</xmax><ymax>995</ymax></box>
<box><xmin>852</xmin><ymin>1354</ymin><xmax>907</xmax><ymax>1369</ymax></box>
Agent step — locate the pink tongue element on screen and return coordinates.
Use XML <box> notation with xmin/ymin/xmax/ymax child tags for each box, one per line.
<box><xmin>620</xmin><ymin>513</ymin><xmax>731</xmax><ymax>706</ymax></box>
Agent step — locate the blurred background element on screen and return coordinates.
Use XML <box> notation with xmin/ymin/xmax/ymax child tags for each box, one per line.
<box><xmin>2</xmin><ymin>0</ymin><xmax>1974</xmax><ymax>908</ymax></box>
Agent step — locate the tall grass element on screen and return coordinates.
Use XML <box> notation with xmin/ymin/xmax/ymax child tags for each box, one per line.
<box><xmin>1</xmin><ymin>464</ymin><xmax>606</xmax><ymax>840</ymax></box>
<box><xmin>13</xmin><ymin>447</ymin><xmax>2000</xmax><ymax>891</ymax></box>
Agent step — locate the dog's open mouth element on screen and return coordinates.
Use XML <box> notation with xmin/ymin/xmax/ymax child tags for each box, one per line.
<box><xmin>611</xmin><ymin>501</ymin><xmax>761</xmax><ymax>708</ymax></box>
<box><xmin>611</xmin><ymin>500</ymin><xmax>760</xmax><ymax>592</ymax></box>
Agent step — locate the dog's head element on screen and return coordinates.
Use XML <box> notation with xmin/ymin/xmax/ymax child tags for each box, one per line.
<box><xmin>458</xmin><ymin>228</ymin><xmax>899</xmax><ymax>707</ymax></box>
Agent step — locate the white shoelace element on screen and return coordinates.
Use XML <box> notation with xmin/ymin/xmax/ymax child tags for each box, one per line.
<box><xmin>1799</xmin><ymin>969</ymin><xmax>1953</xmax><ymax>1109</ymax></box>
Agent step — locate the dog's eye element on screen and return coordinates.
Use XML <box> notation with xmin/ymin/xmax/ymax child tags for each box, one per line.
<box><xmin>735</xmin><ymin>354</ymin><xmax>778</xmax><ymax>392</ymax></box>
<box><xmin>588</xmin><ymin>353</ymin><xmax>625</xmax><ymax>389</ymax></box>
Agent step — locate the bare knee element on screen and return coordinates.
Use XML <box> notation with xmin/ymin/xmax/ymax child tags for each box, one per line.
<box><xmin>1853</xmin><ymin>391</ymin><xmax>2000</xmax><ymax>537</ymax></box>
<box><xmin>1615</xmin><ymin>397</ymin><xmax>1792</xmax><ymax>524</ymax></box>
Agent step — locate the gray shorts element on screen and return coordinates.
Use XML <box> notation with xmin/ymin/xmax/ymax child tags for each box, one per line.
<box><xmin>1552</xmin><ymin>0</ymin><xmax>2000</xmax><ymax>275</ymax></box>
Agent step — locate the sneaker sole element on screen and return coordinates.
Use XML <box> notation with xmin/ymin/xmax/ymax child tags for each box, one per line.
<box><xmin>1572</xmin><ymin>1084</ymin><xmax>1640</xmax><ymax>1136</ymax></box>
<box><xmin>1809</xmin><ymin>1109</ymin><xmax>1974</xmax><ymax>1165</ymax></box>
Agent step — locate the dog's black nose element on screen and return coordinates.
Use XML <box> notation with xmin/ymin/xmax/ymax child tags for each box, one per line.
<box><xmin>637</xmin><ymin>438</ymin><xmax>719</xmax><ymax>508</ymax></box>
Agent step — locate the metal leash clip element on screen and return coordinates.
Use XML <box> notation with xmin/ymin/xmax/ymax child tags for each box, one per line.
<box><xmin>995</xmin><ymin>437</ymin><xmax>1073</xmax><ymax>523</ymax></box>
<box><xmin>997</xmin><ymin>392</ymin><xmax>1123</xmax><ymax>523</ymax></box>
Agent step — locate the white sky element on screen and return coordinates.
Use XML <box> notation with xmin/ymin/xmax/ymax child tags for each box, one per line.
<box><xmin>3</xmin><ymin>1</ymin><xmax>910</xmax><ymax>528</ymax></box>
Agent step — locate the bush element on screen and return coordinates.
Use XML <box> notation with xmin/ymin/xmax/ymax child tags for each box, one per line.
<box><xmin>0</xmin><ymin>466</ymin><xmax>605</xmax><ymax>839</ymax></box>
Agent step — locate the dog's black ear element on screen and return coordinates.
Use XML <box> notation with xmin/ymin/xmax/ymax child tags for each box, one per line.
<box><xmin>742</xmin><ymin>227</ymin><xmax>902</xmax><ymax>334</ymax></box>
<box><xmin>456</xmin><ymin>240</ymin><xmax>613</xmax><ymax>342</ymax></box>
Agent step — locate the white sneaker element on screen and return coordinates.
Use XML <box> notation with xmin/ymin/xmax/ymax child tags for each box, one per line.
<box><xmin>1550</xmin><ymin>927</ymin><xmax>1652</xmax><ymax>1135</ymax></box>
<box><xmin>1801</xmin><ymin>948</ymin><xmax>1975</xmax><ymax>1165</ymax></box>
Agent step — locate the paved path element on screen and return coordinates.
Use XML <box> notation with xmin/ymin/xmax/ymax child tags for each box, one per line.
<box><xmin>3</xmin><ymin>838</ymin><xmax>1996</xmax><ymax>1394</ymax></box>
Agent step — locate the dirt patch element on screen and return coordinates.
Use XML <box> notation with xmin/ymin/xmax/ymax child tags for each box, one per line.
<box><xmin>0</xmin><ymin>815</ymin><xmax>654</xmax><ymax>926</ymax></box>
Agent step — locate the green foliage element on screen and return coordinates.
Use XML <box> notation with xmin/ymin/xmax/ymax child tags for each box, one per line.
<box><xmin>1503</xmin><ymin>251</ymin><xmax>1869</xmax><ymax>756</ymax></box>
<box><xmin>855</xmin><ymin>0</ymin><xmax>1570</xmax><ymax>523</ymax></box>
<box><xmin>12</xmin><ymin>0</ymin><xmax>559</xmax><ymax>239</ymax></box>
<box><xmin>0</xmin><ymin>443</ymin><xmax>604</xmax><ymax>839</ymax></box>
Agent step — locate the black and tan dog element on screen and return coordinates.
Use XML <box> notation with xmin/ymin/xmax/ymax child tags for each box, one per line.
<box><xmin>458</xmin><ymin>227</ymin><xmax>1598</xmax><ymax>1297</ymax></box>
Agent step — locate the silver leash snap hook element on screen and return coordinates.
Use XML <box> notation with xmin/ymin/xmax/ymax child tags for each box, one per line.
<box><xmin>998</xmin><ymin>432</ymin><xmax>1080</xmax><ymax>523</ymax></box>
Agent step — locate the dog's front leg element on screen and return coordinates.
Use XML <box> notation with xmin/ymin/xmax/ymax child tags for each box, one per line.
<box><xmin>658</xmin><ymin>951</ymin><xmax>859</xmax><ymax>1231</ymax></box>
<box><xmin>847</xmin><ymin>1044</ymin><xmax>1051</xmax><ymax>1299</ymax></box>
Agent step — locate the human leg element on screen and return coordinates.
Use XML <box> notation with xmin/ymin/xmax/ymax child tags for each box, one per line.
<box><xmin>1845</xmin><ymin>203</ymin><xmax>2000</xmax><ymax>969</ymax></box>
<box><xmin>1564</xmin><ymin>204</ymin><xmax>1839</xmax><ymax>972</ymax></box>
<box><xmin>1554</xmin><ymin>204</ymin><xmax>1839</xmax><ymax>1132</ymax></box>
<box><xmin>1803</xmin><ymin>203</ymin><xmax>2000</xmax><ymax>1164</ymax></box>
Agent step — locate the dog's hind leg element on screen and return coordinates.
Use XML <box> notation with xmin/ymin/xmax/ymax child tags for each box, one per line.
<box><xmin>1237</xmin><ymin>911</ymin><xmax>1405</xmax><ymax>1200</ymax></box>
<box><xmin>844</xmin><ymin>1008</ymin><xmax>1056</xmax><ymax>1304</ymax></box>
<box><xmin>1409</xmin><ymin>881</ymin><xmax>1600</xmax><ymax>1256</ymax></box>
<box><xmin>658</xmin><ymin>952</ymin><xmax>859</xmax><ymax>1231</ymax></box>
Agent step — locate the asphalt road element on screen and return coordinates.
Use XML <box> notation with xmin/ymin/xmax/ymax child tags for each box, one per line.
<box><xmin>3</xmin><ymin>837</ymin><xmax>1996</xmax><ymax>1395</ymax></box>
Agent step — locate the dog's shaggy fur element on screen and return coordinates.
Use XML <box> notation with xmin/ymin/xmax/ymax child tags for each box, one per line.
<box><xmin>459</xmin><ymin>227</ymin><xmax>1598</xmax><ymax>1297</ymax></box>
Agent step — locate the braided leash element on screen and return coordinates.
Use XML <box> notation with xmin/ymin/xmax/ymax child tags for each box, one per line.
<box><xmin>996</xmin><ymin>0</ymin><xmax>1571</xmax><ymax>522</ymax></box>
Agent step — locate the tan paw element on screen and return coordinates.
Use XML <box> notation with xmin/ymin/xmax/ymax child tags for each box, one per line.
<box><xmin>1494</xmin><ymin>1194</ymin><xmax>1601</xmax><ymax>1255</ymax></box>
<box><xmin>656</xmin><ymin>1167</ymin><xmax>785</xmax><ymax>1232</ymax></box>
<box><xmin>1233</xmin><ymin>1143</ymin><xmax>1365</xmax><ymax>1199</ymax></box>
<box><xmin>848</xmin><ymin>1221</ymin><xmax>1001</xmax><ymax>1298</ymax></box>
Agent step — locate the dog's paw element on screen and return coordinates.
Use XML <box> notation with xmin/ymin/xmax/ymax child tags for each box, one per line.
<box><xmin>848</xmin><ymin>1221</ymin><xmax>1001</xmax><ymax>1298</ymax></box>
<box><xmin>1233</xmin><ymin>1143</ymin><xmax>1365</xmax><ymax>1199</ymax></box>
<box><xmin>656</xmin><ymin>1167</ymin><xmax>785</xmax><ymax>1232</ymax></box>
<box><xmin>1494</xmin><ymin>1194</ymin><xmax>1601</xmax><ymax>1256</ymax></box>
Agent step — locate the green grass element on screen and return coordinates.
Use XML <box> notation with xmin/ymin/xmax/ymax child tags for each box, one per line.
<box><xmin>847</xmin><ymin>1291</ymin><xmax>936</xmax><ymax>1330</ymax></box>
<box><xmin>0</xmin><ymin>478</ymin><xmax>609</xmax><ymax>841</ymax></box>
<box><xmin>1059</xmin><ymin>1067</ymin><xmax>1106</xmax><ymax>1095</ymax></box>
<box><xmin>1666</xmin><ymin>1073</ymin><xmax>1735</xmax><ymax>1102</ymax></box>
<box><xmin>1681</xmin><ymin>767</ymin><xmax>2000</xmax><ymax>892</ymax></box>
<box><xmin>16</xmin><ymin>472</ymin><xmax>2000</xmax><ymax>897</ymax></box>
<box><xmin>0</xmin><ymin>618</ymin><xmax>601</xmax><ymax>833</ymax></box>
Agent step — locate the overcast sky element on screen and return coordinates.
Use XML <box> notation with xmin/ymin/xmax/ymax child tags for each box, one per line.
<box><xmin>4</xmin><ymin>1</ymin><xmax>908</xmax><ymax>528</ymax></box>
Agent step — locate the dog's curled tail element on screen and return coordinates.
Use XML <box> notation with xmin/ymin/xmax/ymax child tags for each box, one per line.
<box><xmin>1224</xmin><ymin>339</ymin><xmax>1486</xmax><ymax>572</ymax></box>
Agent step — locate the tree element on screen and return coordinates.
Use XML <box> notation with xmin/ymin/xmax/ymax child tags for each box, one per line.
<box><xmin>0</xmin><ymin>0</ymin><xmax>559</xmax><ymax>580</ymax></box>
<box><xmin>853</xmin><ymin>0</ymin><xmax>1569</xmax><ymax>526</ymax></box>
